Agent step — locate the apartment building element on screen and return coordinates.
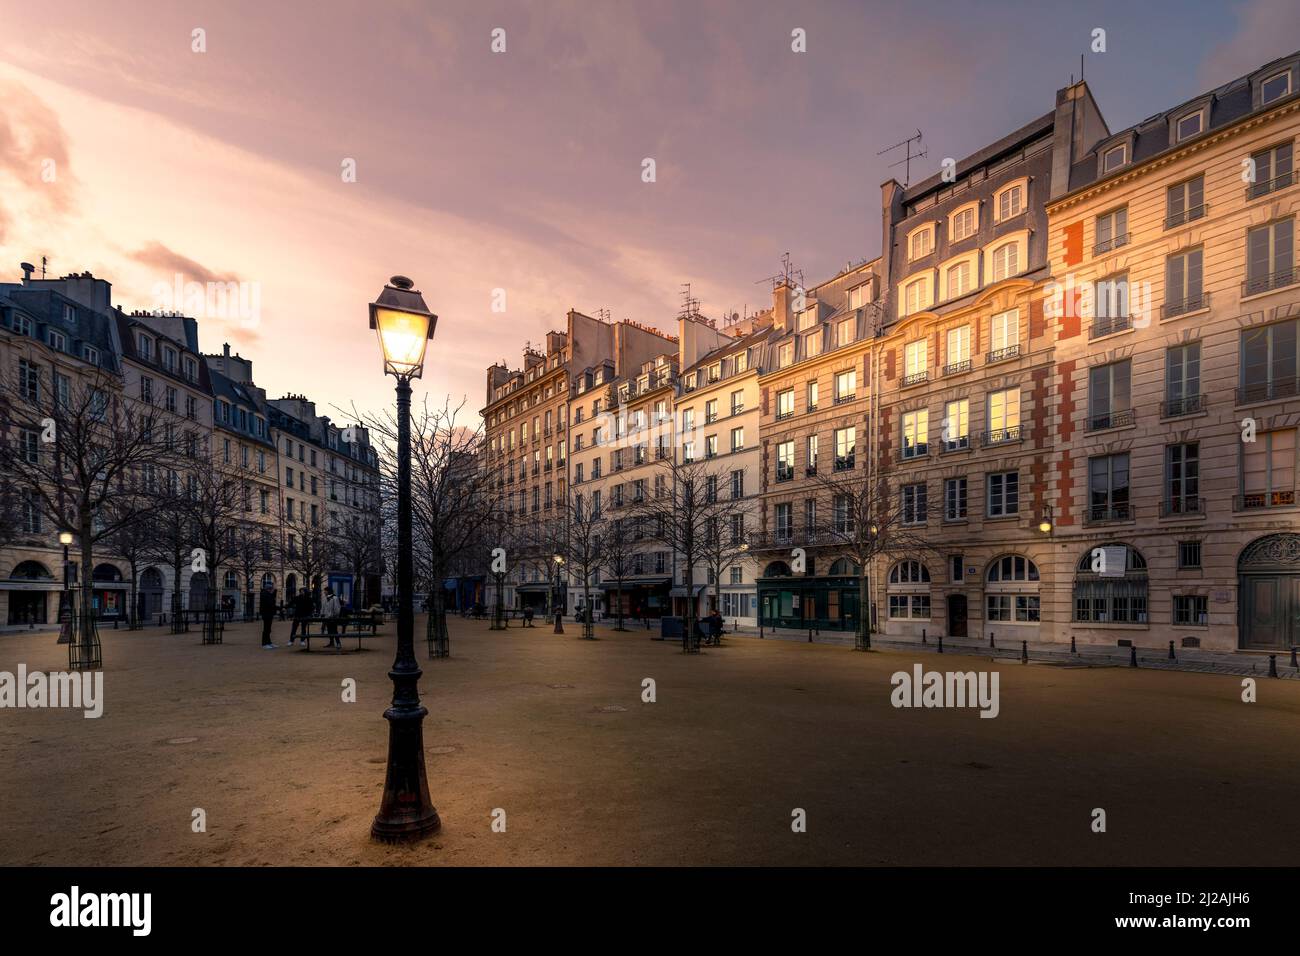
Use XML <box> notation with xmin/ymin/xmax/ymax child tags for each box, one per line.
<box><xmin>1045</xmin><ymin>51</ymin><xmax>1300</xmax><ymax>652</ymax></box>
<box><xmin>753</xmin><ymin>262</ymin><xmax>880</xmax><ymax>629</ymax></box>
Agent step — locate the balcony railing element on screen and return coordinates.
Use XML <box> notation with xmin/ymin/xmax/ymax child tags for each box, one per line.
<box><xmin>1242</xmin><ymin>268</ymin><xmax>1296</xmax><ymax>297</ymax></box>
<box><xmin>775</xmin><ymin>409</ymin><xmax>795</xmax><ymax>421</ymax></box>
<box><xmin>942</xmin><ymin>437</ymin><xmax>970</xmax><ymax>453</ymax></box>
<box><xmin>833</xmin><ymin>455</ymin><xmax>856</xmax><ymax>472</ymax></box>
<box><xmin>805</xmin><ymin>464</ymin><xmax>818</xmax><ymax>477</ymax></box>
<box><xmin>1236</xmin><ymin>377</ymin><xmax>1300</xmax><ymax>404</ymax></box>
<box><xmin>944</xmin><ymin>359</ymin><xmax>972</xmax><ymax>376</ymax></box>
<box><xmin>1087</xmin><ymin>408</ymin><xmax>1135</xmax><ymax>431</ymax></box>
<box><xmin>985</xmin><ymin>345</ymin><xmax>1020</xmax><ymax>364</ymax></box>
<box><xmin>981</xmin><ymin>425</ymin><xmax>1021</xmax><ymax>447</ymax></box>
<box><xmin>1160</xmin><ymin>497</ymin><xmax>1205</xmax><ymax>517</ymax></box>
<box><xmin>901</xmin><ymin>444</ymin><xmax>929</xmax><ymax>460</ymax></box>
<box><xmin>1090</xmin><ymin>314</ymin><xmax>1133</xmax><ymax>339</ymax></box>
<box><xmin>1234</xmin><ymin>491</ymin><xmax>1297</xmax><ymax>511</ymax></box>
<box><xmin>1084</xmin><ymin>503</ymin><xmax>1134</xmax><ymax>525</ymax></box>
<box><xmin>1161</xmin><ymin>394</ymin><xmax>1206</xmax><ymax>418</ymax></box>
<box><xmin>1164</xmin><ymin>204</ymin><xmax>1207</xmax><ymax>229</ymax></box>
<box><xmin>833</xmin><ymin>392</ymin><xmax>856</xmax><ymax>405</ymax></box>
<box><xmin>1246</xmin><ymin>171</ymin><xmax>1295</xmax><ymax>201</ymax></box>
<box><xmin>1094</xmin><ymin>233</ymin><xmax>1130</xmax><ymax>254</ymax></box>
<box><xmin>1162</xmin><ymin>291</ymin><xmax>1209</xmax><ymax>319</ymax></box>
<box><xmin>775</xmin><ymin>464</ymin><xmax>795</xmax><ymax>483</ymax></box>
<box><xmin>901</xmin><ymin>370</ymin><xmax>929</xmax><ymax>388</ymax></box>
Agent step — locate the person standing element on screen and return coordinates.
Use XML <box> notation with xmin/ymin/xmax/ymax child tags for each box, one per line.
<box><xmin>322</xmin><ymin>587</ymin><xmax>342</xmax><ymax>648</ymax></box>
<box><xmin>288</xmin><ymin>588</ymin><xmax>312</xmax><ymax>646</ymax></box>
<box><xmin>258</xmin><ymin>584</ymin><xmax>278</xmax><ymax>648</ymax></box>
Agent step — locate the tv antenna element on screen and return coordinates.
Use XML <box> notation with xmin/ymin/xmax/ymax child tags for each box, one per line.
<box><xmin>878</xmin><ymin>130</ymin><xmax>927</xmax><ymax>187</ymax></box>
<box><xmin>678</xmin><ymin>282</ymin><xmax>700</xmax><ymax>319</ymax></box>
<box><xmin>755</xmin><ymin>252</ymin><xmax>805</xmax><ymax>291</ymax></box>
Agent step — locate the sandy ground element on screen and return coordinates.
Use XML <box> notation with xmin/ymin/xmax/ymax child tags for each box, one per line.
<box><xmin>1</xmin><ymin>615</ymin><xmax>1298</xmax><ymax>866</ymax></box>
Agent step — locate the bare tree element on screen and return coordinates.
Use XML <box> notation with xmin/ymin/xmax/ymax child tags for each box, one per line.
<box><xmin>337</xmin><ymin>511</ymin><xmax>382</xmax><ymax>609</ymax></box>
<box><xmin>229</xmin><ymin>518</ymin><xmax>273</xmax><ymax>620</ymax></box>
<box><xmin>0</xmin><ymin>367</ymin><xmax>178</xmax><ymax>663</ymax></box>
<box><xmin>558</xmin><ymin>491</ymin><xmax>605</xmax><ymax>639</ymax></box>
<box><xmin>698</xmin><ymin>488</ymin><xmax>757</xmax><ymax>636</ymax></box>
<box><xmin>178</xmin><ymin>462</ymin><xmax>247</xmax><ymax>640</ymax></box>
<box><xmin>279</xmin><ymin>510</ymin><xmax>337</xmax><ymax>613</ymax></box>
<box><xmin>808</xmin><ymin>466</ymin><xmax>938</xmax><ymax>650</ymax></box>
<box><xmin>105</xmin><ymin>511</ymin><xmax>154</xmax><ymax>628</ymax></box>
<box><xmin>601</xmin><ymin>509</ymin><xmax>634</xmax><ymax>631</ymax></box>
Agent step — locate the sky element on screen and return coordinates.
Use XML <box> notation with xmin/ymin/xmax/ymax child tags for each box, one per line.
<box><xmin>2</xmin><ymin>0</ymin><xmax>1298</xmax><ymax>423</ymax></box>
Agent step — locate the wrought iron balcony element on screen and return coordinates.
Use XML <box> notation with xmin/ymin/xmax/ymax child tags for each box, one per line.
<box><xmin>1084</xmin><ymin>503</ymin><xmax>1134</xmax><ymax>525</ymax></box>
<box><xmin>1236</xmin><ymin>377</ymin><xmax>1300</xmax><ymax>404</ymax></box>
<box><xmin>1094</xmin><ymin>233</ymin><xmax>1130</xmax><ymax>254</ymax></box>
<box><xmin>941</xmin><ymin>437</ymin><xmax>970</xmax><ymax>453</ymax></box>
<box><xmin>1161</xmin><ymin>394</ymin><xmax>1206</xmax><ymax>418</ymax></box>
<box><xmin>1234</xmin><ymin>491</ymin><xmax>1297</xmax><ymax>511</ymax></box>
<box><xmin>1161</xmin><ymin>291</ymin><xmax>1210</xmax><ymax>319</ymax></box>
<box><xmin>775</xmin><ymin>464</ymin><xmax>795</xmax><ymax>483</ymax></box>
<box><xmin>1160</xmin><ymin>497</ymin><xmax>1204</xmax><ymax>518</ymax></box>
<box><xmin>1086</xmin><ymin>408</ymin><xmax>1135</xmax><ymax>431</ymax></box>
<box><xmin>1242</xmin><ymin>268</ymin><xmax>1297</xmax><ymax>297</ymax></box>
<box><xmin>833</xmin><ymin>454</ymin><xmax>856</xmax><ymax>471</ymax></box>
<box><xmin>1246</xmin><ymin>171</ymin><xmax>1295</xmax><ymax>201</ymax></box>
<box><xmin>901</xmin><ymin>370</ymin><xmax>929</xmax><ymax>388</ymax></box>
<box><xmin>775</xmin><ymin>409</ymin><xmax>795</xmax><ymax>421</ymax></box>
<box><xmin>980</xmin><ymin>425</ymin><xmax>1021</xmax><ymax>447</ymax></box>
<box><xmin>1090</xmin><ymin>314</ymin><xmax>1133</xmax><ymax>339</ymax></box>
<box><xmin>833</xmin><ymin>392</ymin><xmax>857</xmax><ymax>405</ymax></box>
<box><xmin>985</xmin><ymin>345</ymin><xmax>1020</xmax><ymax>364</ymax></box>
<box><xmin>1164</xmin><ymin>204</ymin><xmax>1207</xmax><ymax>229</ymax></box>
<box><xmin>944</xmin><ymin>359</ymin><xmax>972</xmax><ymax>376</ymax></box>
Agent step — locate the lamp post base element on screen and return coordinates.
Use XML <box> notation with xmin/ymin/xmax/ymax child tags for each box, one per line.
<box><xmin>370</xmin><ymin>701</ymin><xmax>441</xmax><ymax>843</ymax></box>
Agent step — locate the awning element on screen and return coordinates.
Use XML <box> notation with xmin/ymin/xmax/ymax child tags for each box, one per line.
<box><xmin>669</xmin><ymin>584</ymin><xmax>708</xmax><ymax>598</ymax></box>
<box><xmin>515</xmin><ymin>583</ymin><xmax>554</xmax><ymax>593</ymax></box>
<box><xmin>599</xmin><ymin>577</ymin><xmax>671</xmax><ymax>590</ymax></box>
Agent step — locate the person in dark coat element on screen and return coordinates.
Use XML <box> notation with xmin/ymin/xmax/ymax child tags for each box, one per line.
<box><xmin>258</xmin><ymin>585</ymin><xmax>278</xmax><ymax>648</ymax></box>
<box><xmin>288</xmin><ymin>589</ymin><xmax>313</xmax><ymax>646</ymax></box>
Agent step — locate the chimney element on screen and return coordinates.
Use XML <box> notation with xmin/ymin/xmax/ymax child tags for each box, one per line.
<box><xmin>20</xmin><ymin>262</ymin><xmax>34</xmax><ymax>284</ymax></box>
<box><xmin>223</xmin><ymin>342</ymin><xmax>231</xmax><ymax>358</ymax></box>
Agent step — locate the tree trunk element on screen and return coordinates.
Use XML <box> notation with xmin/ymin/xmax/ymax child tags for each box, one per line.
<box><xmin>582</xmin><ymin>583</ymin><xmax>594</xmax><ymax>640</ymax></box>
<box><xmin>856</xmin><ymin>562</ymin><xmax>871</xmax><ymax>651</ymax></box>
<box><xmin>615</xmin><ymin>585</ymin><xmax>625</xmax><ymax>630</ymax></box>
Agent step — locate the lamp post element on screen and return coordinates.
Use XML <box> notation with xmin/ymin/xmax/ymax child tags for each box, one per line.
<box><xmin>58</xmin><ymin>531</ymin><xmax>74</xmax><ymax>629</ymax></box>
<box><xmin>553</xmin><ymin>554</ymin><xmax>565</xmax><ymax>634</ymax></box>
<box><xmin>369</xmin><ymin>276</ymin><xmax>441</xmax><ymax>844</ymax></box>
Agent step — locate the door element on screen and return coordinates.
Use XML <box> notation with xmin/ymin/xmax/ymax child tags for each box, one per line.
<box><xmin>1241</xmin><ymin>576</ymin><xmax>1288</xmax><ymax>649</ymax></box>
<box><xmin>948</xmin><ymin>593</ymin><xmax>968</xmax><ymax>638</ymax></box>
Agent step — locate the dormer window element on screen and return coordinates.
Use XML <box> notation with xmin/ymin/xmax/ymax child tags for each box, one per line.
<box><xmin>1102</xmin><ymin>143</ymin><xmax>1128</xmax><ymax>174</ymax></box>
<box><xmin>1262</xmin><ymin>70</ymin><xmax>1293</xmax><ymax>105</ymax></box>
<box><xmin>949</xmin><ymin>202</ymin><xmax>979</xmax><ymax>242</ymax></box>
<box><xmin>1175</xmin><ymin>111</ymin><xmax>1203</xmax><ymax>142</ymax></box>
<box><xmin>138</xmin><ymin>334</ymin><xmax>153</xmax><ymax>359</ymax></box>
<box><xmin>796</xmin><ymin>307</ymin><xmax>818</xmax><ymax>331</ymax></box>
<box><xmin>83</xmin><ymin>345</ymin><xmax>100</xmax><ymax>365</ymax></box>
<box><xmin>908</xmin><ymin>224</ymin><xmax>936</xmax><ymax>261</ymax></box>
<box><xmin>848</xmin><ymin>282</ymin><xmax>872</xmax><ymax>310</ymax></box>
<box><xmin>63</xmin><ymin>304</ymin><xmax>74</xmax><ymax>322</ymax></box>
<box><xmin>994</xmin><ymin>179</ymin><xmax>1027</xmax><ymax>222</ymax></box>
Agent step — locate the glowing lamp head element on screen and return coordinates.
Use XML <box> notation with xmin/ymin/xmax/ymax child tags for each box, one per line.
<box><xmin>1038</xmin><ymin>520</ymin><xmax>1053</xmax><ymax>534</ymax></box>
<box><xmin>369</xmin><ymin>276</ymin><xmax>437</xmax><ymax>379</ymax></box>
<box><xmin>58</xmin><ymin>531</ymin><xmax>74</xmax><ymax>546</ymax></box>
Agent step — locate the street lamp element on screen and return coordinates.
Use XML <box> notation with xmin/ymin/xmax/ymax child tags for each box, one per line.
<box><xmin>1038</xmin><ymin>505</ymin><xmax>1054</xmax><ymax>535</ymax></box>
<box><xmin>553</xmin><ymin>554</ymin><xmax>565</xmax><ymax>634</ymax></box>
<box><xmin>58</xmin><ymin>531</ymin><xmax>74</xmax><ymax>625</ymax></box>
<box><xmin>369</xmin><ymin>276</ymin><xmax>441</xmax><ymax>844</ymax></box>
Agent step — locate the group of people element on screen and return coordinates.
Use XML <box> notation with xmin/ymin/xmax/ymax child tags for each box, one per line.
<box><xmin>257</xmin><ymin>585</ymin><xmax>343</xmax><ymax>649</ymax></box>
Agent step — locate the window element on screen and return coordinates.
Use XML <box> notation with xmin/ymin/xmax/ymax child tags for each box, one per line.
<box><xmin>1178</xmin><ymin>541</ymin><xmax>1202</xmax><ymax>569</ymax></box>
<box><xmin>901</xmin><ymin>483</ymin><xmax>927</xmax><ymax>524</ymax></box>
<box><xmin>834</xmin><ymin>427</ymin><xmax>856</xmax><ymax>470</ymax></box>
<box><xmin>834</xmin><ymin>370</ymin><xmax>856</xmax><ymax>403</ymax></box>
<box><xmin>832</xmin><ymin>494</ymin><xmax>854</xmax><ymax>534</ymax></box>
<box><xmin>889</xmin><ymin>594</ymin><xmax>932</xmax><ymax>620</ymax></box>
<box><xmin>1262</xmin><ymin>70</ymin><xmax>1293</xmax><ymax>105</ymax></box>
<box><xmin>903</xmin><ymin>275</ymin><xmax>932</xmax><ymax>315</ymax></box>
<box><xmin>950</xmin><ymin>203</ymin><xmax>977</xmax><ymax>242</ymax></box>
<box><xmin>1165</xmin><ymin>343</ymin><xmax>1202</xmax><ymax>416</ymax></box>
<box><xmin>1240</xmin><ymin>429</ymin><xmax>1296</xmax><ymax>509</ymax></box>
<box><xmin>848</xmin><ymin>283</ymin><xmax>871</xmax><ymax>309</ymax></box>
<box><xmin>1166</xmin><ymin>176</ymin><xmax>1205</xmax><ymax>228</ymax></box>
<box><xmin>987</xmin><ymin>471</ymin><xmax>1018</xmax><ymax>517</ymax></box>
<box><xmin>704</xmin><ymin>434</ymin><xmax>718</xmax><ymax>459</ymax></box>
<box><xmin>836</xmin><ymin>319</ymin><xmax>855</xmax><ymax>348</ymax></box>
<box><xmin>1095</xmin><ymin>207</ymin><xmax>1128</xmax><ymax>254</ymax></box>
<box><xmin>1175</xmin><ymin>111</ymin><xmax>1203</xmax><ymax>141</ymax></box>
<box><xmin>730</xmin><ymin>427</ymin><xmax>744</xmax><ymax>452</ymax></box>
<box><xmin>986</xmin><ymin>388</ymin><xmax>1020</xmax><ymax>443</ymax></box>
<box><xmin>18</xmin><ymin>360</ymin><xmax>40</xmax><ymax>401</ymax></box>
<box><xmin>730</xmin><ymin>390</ymin><xmax>744</xmax><ymax>415</ymax></box>
<box><xmin>1164</xmin><ymin>248</ymin><xmax>1204</xmax><ymax>316</ymax></box>
<box><xmin>805</xmin><ymin>498</ymin><xmax>818</xmax><ymax>534</ymax></box>
<box><xmin>1248</xmin><ymin>142</ymin><xmax>1293</xmax><ymax>199</ymax></box>
<box><xmin>990</xmin><ymin>241</ymin><xmax>1019</xmax><ymax>282</ymax></box>
<box><xmin>1101</xmin><ymin>143</ymin><xmax>1127</xmax><ymax>173</ymax></box>
<box><xmin>48</xmin><ymin>329</ymin><xmax>66</xmax><ymax>351</ymax></box>
<box><xmin>1240</xmin><ymin>318</ymin><xmax>1298</xmax><ymax>401</ymax></box>
<box><xmin>986</xmin><ymin>555</ymin><xmax>1041</xmax><ymax>623</ymax></box>
<box><xmin>704</xmin><ymin>399</ymin><xmax>718</xmax><ymax>424</ymax></box>
<box><xmin>903</xmin><ymin>340</ymin><xmax>927</xmax><ymax>384</ymax></box>
<box><xmin>797</xmin><ymin>308</ymin><xmax>818</xmax><ymax>332</ymax></box>
<box><xmin>1165</xmin><ymin>443</ymin><xmax>1200</xmax><ymax>515</ymax></box>
<box><xmin>888</xmin><ymin>561</ymin><xmax>931</xmax><ymax>620</ymax></box>
<box><xmin>1093</xmin><ymin>274</ymin><xmax>1131</xmax><ymax>335</ymax></box>
<box><xmin>778</xmin><ymin>342</ymin><xmax>794</xmax><ymax>368</ymax></box>
<box><xmin>1088</xmin><ymin>453</ymin><xmax>1131</xmax><ymax>522</ymax></box>
<box><xmin>775</xmin><ymin>503</ymin><xmax>793</xmax><ymax>541</ymax></box>
<box><xmin>889</xmin><ymin>560</ymin><xmax>930</xmax><ymax>584</ymax></box>
<box><xmin>945</xmin><ymin>325</ymin><xmax>971</xmax><ymax>373</ymax></box>
<box><xmin>1244</xmin><ymin>218</ymin><xmax>1295</xmax><ymax>295</ymax></box>
<box><xmin>1089</xmin><ymin>361</ymin><xmax>1132</xmax><ymax>430</ymax></box>
<box><xmin>943</xmin><ymin>399</ymin><xmax>969</xmax><ymax>451</ymax></box>
<box><xmin>776</xmin><ymin>441</ymin><xmax>795</xmax><ymax>482</ymax></box>
<box><xmin>806</xmin><ymin>435</ymin><xmax>818</xmax><ymax>474</ymax></box>
<box><xmin>909</xmin><ymin>224</ymin><xmax>935</xmax><ymax>260</ymax></box>
<box><xmin>987</xmin><ymin>554</ymin><xmax>1039</xmax><ymax>583</ymax></box>
<box><xmin>996</xmin><ymin>181</ymin><xmax>1024</xmax><ymax>221</ymax></box>
<box><xmin>1173</xmin><ymin>595</ymin><xmax>1208</xmax><ymax>626</ymax></box>
<box><xmin>1073</xmin><ymin>545</ymin><xmax>1148</xmax><ymax>623</ymax></box>
<box><xmin>989</xmin><ymin>309</ymin><xmax>1019</xmax><ymax>359</ymax></box>
<box><xmin>945</xmin><ymin>259</ymin><xmax>973</xmax><ymax>299</ymax></box>
<box><xmin>803</xmin><ymin>332</ymin><xmax>822</xmax><ymax>359</ymax></box>
<box><xmin>944</xmin><ymin>477</ymin><xmax>967</xmax><ymax>520</ymax></box>
<box><xmin>776</xmin><ymin>388</ymin><xmax>795</xmax><ymax>420</ymax></box>
<box><xmin>807</xmin><ymin>381</ymin><xmax>819</xmax><ymax>412</ymax></box>
<box><xmin>901</xmin><ymin>409</ymin><xmax>928</xmax><ymax>459</ymax></box>
<box><xmin>950</xmin><ymin>555</ymin><xmax>964</xmax><ymax>583</ymax></box>
<box><xmin>731</xmin><ymin>469</ymin><xmax>744</xmax><ymax>499</ymax></box>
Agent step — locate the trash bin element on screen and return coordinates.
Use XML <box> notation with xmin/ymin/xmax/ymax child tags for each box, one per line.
<box><xmin>661</xmin><ymin>616</ymin><xmax>684</xmax><ymax>639</ymax></box>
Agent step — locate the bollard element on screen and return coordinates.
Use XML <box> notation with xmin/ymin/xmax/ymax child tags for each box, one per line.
<box><xmin>554</xmin><ymin>611</ymin><xmax>564</xmax><ymax>635</ymax></box>
<box><xmin>937</xmin><ymin>633</ymin><xmax>944</xmax><ymax>654</ymax></box>
<box><xmin>1291</xmin><ymin>646</ymin><xmax>1298</xmax><ymax>670</ymax></box>
<box><xmin>922</xmin><ymin>628</ymin><xmax>927</xmax><ymax>645</ymax></box>
<box><xmin>989</xmin><ymin>630</ymin><xmax>995</xmax><ymax>649</ymax></box>
<box><xmin>1168</xmin><ymin>640</ymin><xmax>1175</xmax><ymax>660</ymax></box>
<box><xmin>1070</xmin><ymin>633</ymin><xmax>1077</xmax><ymax>655</ymax></box>
<box><xmin>1269</xmin><ymin>654</ymin><xmax>1278</xmax><ymax>679</ymax></box>
<box><xmin>1021</xmin><ymin>640</ymin><xmax>1028</xmax><ymax>664</ymax></box>
<box><xmin>1130</xmin><ymin>645</ymin><xmax>1138</xmax><ymax>668</ymax></box>
<box><xmin>808</xmin><ymin>625</ymin><xmax>813</xmax><ymax>644</ymax></box>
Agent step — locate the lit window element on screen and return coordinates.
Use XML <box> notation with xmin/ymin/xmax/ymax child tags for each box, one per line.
<box><xmin>950</xmin><ymin>205</ymin><xmax>977</xmax><ymax>242</ymax></box>
<box><xmin>991</xmin><ymin>242</ymin><xmax>1019</xmax><ymax>282</ymax></box>
<box><xmin>997</xmin><ymin>183</ymin><xmax>1024</xmax><ymax>221</ymax></box>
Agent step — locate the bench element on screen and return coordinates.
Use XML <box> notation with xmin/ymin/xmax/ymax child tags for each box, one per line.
<box><xmin>295</xmin><ymin>614</ymin><xmax>382</xmax><ymax>653</ymax></box>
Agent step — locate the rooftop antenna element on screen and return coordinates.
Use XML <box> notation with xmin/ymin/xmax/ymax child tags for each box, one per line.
<box><xmin>41</xmin><ymin>255</ymin><xmax>48</xmax><ymax>278</ymax></box>
<box><xmin>878</xmin><ymin>130</ymin><xmax>927</xmax><ymax>188</ymax></box>
<box><xmin>596</xmin><ymin>308</ymin><xmax>611</xmax><ymax>322</ymax></box>
<box><xmin>754</xmin><ymin>252</ymin><xmax>805</xmax><ymax>291</ymax></box>
<box><xmin>678</xmin><ymin>282</ymin><xmax>700</xmax><ymax>320</ymax></box>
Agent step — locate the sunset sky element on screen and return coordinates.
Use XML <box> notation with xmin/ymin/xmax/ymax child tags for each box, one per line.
<box><xmin>2</xmin><ymin>0</ymin><xmax>1298</xmax><ymax>422</ymax></box>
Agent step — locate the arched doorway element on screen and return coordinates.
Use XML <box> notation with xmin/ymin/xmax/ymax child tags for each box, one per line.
<box><xmin>7</xmin><ymin>560</ymin><xmax>54</xmax><ymax>625</ymax></box>
<box><xmin>92</xmin><ymin>563</ymin><xmax>126</xmax><ymax>620</ymax></box>
<box><xmin>1238</xmin><ymin>533</ymin><xmax>1300</xmax><ymax>650</ymax></box>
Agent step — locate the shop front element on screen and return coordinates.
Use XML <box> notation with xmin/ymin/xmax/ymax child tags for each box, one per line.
<box><xmin>757</xmin><ymin>560</ymin><xmax>864</xmax><ymax>632</ymax></box>
<box><xmin>601</xmin><ymin>576</ymin><xmax>671</xmax><ymax>621</ymax></box>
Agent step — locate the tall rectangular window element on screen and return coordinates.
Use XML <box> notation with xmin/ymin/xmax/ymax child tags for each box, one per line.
<box><xmin>806</xmin><ymin>435</ymin><xmax>818</xmax><ymax>473</ymax></box>
<box><xmin>901</xmin><ymin>409</ymin><xmax>928</xmax><ymax>459</ymax></box>
<box><xmin>943</xmin><ymin>399</ymin><xmax>969</xmax><ymax>451</ymax></box>
<box><xmin>807</xmin><ymin>381</ymin><xmax>819</xmax><ymax>411</ymax></box>
<box><xmin>776</xmin><ymin>389</ymin><xmax>795</xmax><ymax>419</ymax></box>
<box><xmin>1088</xmin><ymin>453</ymin><xmax>1131</xmax><ymax>522</ymax></box>
<box><xmin>1095</xmin><ymin>207</ymin><xmax>1128</xmax><ymax>253</ymax></box>
<box><xmin>1240</xmin><ymin>429</ymin><xmax>1296</xmax><ymax>508</ymax></box>
<box><xmin>903</xmin><ymin>340</ymin><xmax>927</xmax><ymax>383</ymax></box>
<box><xmin>944</xmin><ymin>477</ymin><xmax>967</xmax><ymax>521</ymax></box>
<box><xmin>834</xmin><ymin>369</ymin><xmax>856</xmax><ymax>403</ymax></box>
<box><xmin>776</xmin><ymin>441</ymin><xmax>795</xmax><ymax>482</ymax></box>
<box><xmin>834</xmin><ymin>427</ymin><xmax>856</xmax><ymax>470</ymax></box>
<box><xmin>1165</xmin><ymin>343</ymin><xmax>1202</xmax><ymax>415</ymax></box>
<box><xmin>987</xmin><ymin>472</ymin><xmax>1018</xmax><ymax>517</ymax></box>
<box><xmin>1166</xmin><ymin>442</ymin><xmax>1200</xmax><ymax>515</ymax></box>
<box><xmin>1166</xmin><ymin>175</ymin><xmax>1205</xmax><ymax>227</ymax></box>
<box><xmin>989</xmin><ymin>309</ymin><xmax>1019</xmax><ymax>357</ymax></box>
<box><xmin>1164</xmin><ymin>248</ymin><xmax>1204</xmax><ymax>316</ymax></box>
<box><xmin>946</xmin><ymin>325</ymin><xmax>970</xmax><ymax>372</ymax></box>
<box><xmin>1248</xmin><ymin>142</ymin><xmax>1294</xmax><ymax>199</ymax></box>
<box><xmin>986</xmin><ymin>389</ymin><xmax>1020</xmax><ymax>442</ymax></box>
<box><xmin>775</xmin><ymin>503</ymin><xmax>793</xmax><ymax>540</ymax></box>
<box><xmin>1245</xmin><ymin>218</ymin><xmax>1295</xmax><ymax>295</ymax></box>
<box><xmin>1240</xmin><ymin>318</ymin><xmax>1298</xmax><ymax>401</ymax></box>
<box><xmin>901</xmin><ymin>483</ymin><xmax>927</xmax><ymax>524</ymax></box>
<box><xmin>1089</xmin><ymin>361</ymin><xmax>1132</xmax><ymax>430</ymax></box>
